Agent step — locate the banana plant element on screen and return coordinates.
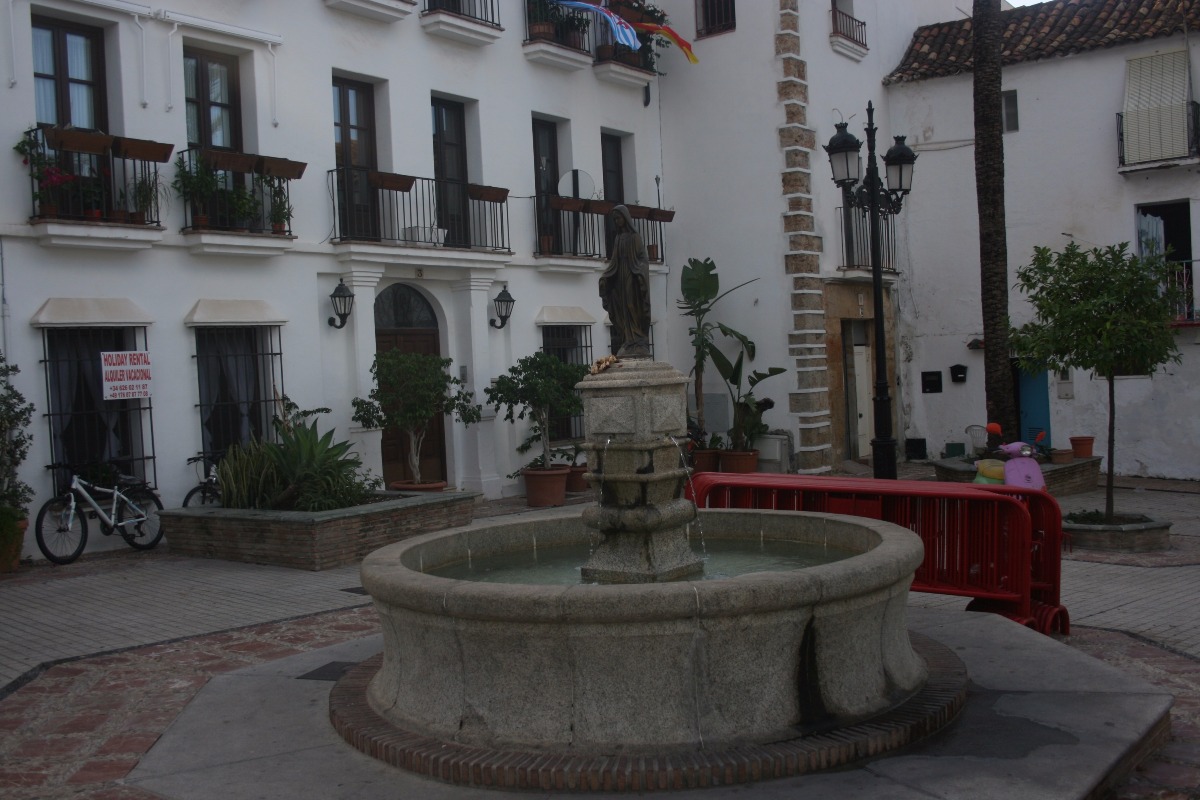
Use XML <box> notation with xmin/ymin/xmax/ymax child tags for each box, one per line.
<box><xmin>710</xmin><ymin>346</ymin><xmax>785</xmax><ymax>452</ymax></box>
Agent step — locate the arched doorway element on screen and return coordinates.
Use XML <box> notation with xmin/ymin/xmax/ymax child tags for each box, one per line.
<box><xmin>374</xmin><ymin>284</ymin><xmax>445</xmax><ymax>485</ymax></box>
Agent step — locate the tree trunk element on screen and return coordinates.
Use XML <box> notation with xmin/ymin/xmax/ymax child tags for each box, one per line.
<box><xmin>408</xmin><ymin>430</ymin><xmax>425</xmax><ymax>484</ymax></box>
<box><xmin>972</xmin><ymin>0</ymin><xmax>1018</xmax><ymax>444</ymax></box>
<box><xmin>694</xmin><ymin>366</ymin><xmax>706</xmax><ymax>435</ymax></box>
<box><xmin>1106</xmin><ymin>375</ymin><xmax>1116</xmax><ymax>522</ymax></box>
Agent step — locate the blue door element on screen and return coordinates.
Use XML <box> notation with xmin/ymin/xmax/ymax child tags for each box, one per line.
<box><xmin>1018</xmin><ymin>369</ymin><xmax>1051</xmax><ymax>446</ymax></box>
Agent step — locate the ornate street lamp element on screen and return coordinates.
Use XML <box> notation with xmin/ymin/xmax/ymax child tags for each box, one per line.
<box><xmin>824</xmin><ymin>101</ymin><xmax>917</xmax><ymax>479</ymax></box>
<box><xmin>327</xmin><ymin>279</ymin><xmax>355</xmax><ymax>329</ymax></box>
<box><xmin>490</xmin><ymin>284</ymin><xmax>515</xmax><ymax>329</ymax></box>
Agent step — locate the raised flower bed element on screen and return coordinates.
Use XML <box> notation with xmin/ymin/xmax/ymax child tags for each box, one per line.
<box><xmin>160</xmin><ymin>490</ymin><xmax>477</xmax><ymax>571</ymax></box>
<box><xmin>932</xmin><ymin>455</ymin><xmax>1101</xmax><ymax>496</ymax></box>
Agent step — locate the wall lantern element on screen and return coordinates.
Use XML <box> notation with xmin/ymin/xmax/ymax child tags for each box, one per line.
<box><xmin>327</xmin><ymin>279</ymin><xmax>355</xmax><ymax>329</ymax></box>
<box><xmin>490</xmin><ymin>284</ymin><xmax>515</xmax><ymax>329</ymax></box>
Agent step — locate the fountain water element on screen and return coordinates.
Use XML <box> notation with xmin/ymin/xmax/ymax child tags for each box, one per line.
<box><xmin>338</xmin><ymin>358</ymin><xmax>962</xmax><ymax>790</ymax></box>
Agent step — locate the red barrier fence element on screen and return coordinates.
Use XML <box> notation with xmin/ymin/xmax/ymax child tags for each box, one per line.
<box><xmin>688</xmin><ymin>473</ymin><xmax>1069</xmax><ymax>635</ymax></box>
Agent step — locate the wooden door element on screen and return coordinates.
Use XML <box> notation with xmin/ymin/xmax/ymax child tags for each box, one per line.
<box><xmin>373</xmin><ymin>284</ymin><xmax>445</xmax><ymax>486</ymax></box>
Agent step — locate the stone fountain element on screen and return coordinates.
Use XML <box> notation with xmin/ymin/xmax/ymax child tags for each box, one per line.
<box><xmin>337</xmin><ymin>357</ymin><xmax>957</xmax><ymax>790</ymax></box>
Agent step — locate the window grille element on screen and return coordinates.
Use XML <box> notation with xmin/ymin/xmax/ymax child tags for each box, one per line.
<box><xmin>42</xmin><ymin>327</ymin><xmax>156</xmax><ymax>494</ymax></box>
<box><xmin>541</xmin><ymin>325</ymin><xmax>592</xmax><ymax>441</ymax></box>
<box><xmin>696</xmin><ymin>0</ymin><xmax>735</xmax><ymax>37</ymax></box>
<box><xmin>193</xmin><ymin>326</ymin><xmax>284</xmax><ymax>463</ymax></box>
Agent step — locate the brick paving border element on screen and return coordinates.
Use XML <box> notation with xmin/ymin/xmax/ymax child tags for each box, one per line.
<box><xmin>328</xmin><ymin>632</ymin><xmax>968</xmax><ymax>792</ymax></box>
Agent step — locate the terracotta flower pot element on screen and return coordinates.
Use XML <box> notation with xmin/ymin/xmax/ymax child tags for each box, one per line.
<box><xmin>1049</xmin><ymin>448</ymin><xmax>1074</xmax><ymax>465</ymax></box>
<box><xmin>690</xmin><ymin>449</ymin><xmax>720</xmax><ymax>473</ymax></box>
<box><xmin>522</xmin><ymin>466</ymin><xmax>570</xmax><ymax>507</ymax></box>
<box><xmin>565</xmin><ymin>465</ymin><xmax>589</xmax><ymax>493</ymax></box>
<box><xmin>1069</xmin><ymin>436</ymin><xmax>1094</xmax><ymax>459</ymax></box>
<box><xmin>719</xmin><ymin>449</ymin><xmax>759</xmax><ymax>474</ymax></box>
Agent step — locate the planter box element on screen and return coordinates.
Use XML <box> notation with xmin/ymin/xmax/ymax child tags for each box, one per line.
<box><xmin>160</xmin><ymin>491</ymin><xmax>477</xmax><ymax>571</ymax></box>
<box><xmin>256</xmin><ymin>155</ymin><xmax>307</xmax><ymax>179</ymax></box>
<box><xmin>368</xmin><ymin>170</ymin><xmax>416</xmax><ymax>192</ymax></box>
<box><xmin>932</xmin><ymin>455</ymin><xmax>1101</xmax><ymax>496</ymax></box>
<box><xmin>466</xmin><ymin>183</ymin><xmax>509</xmax><ymax>202</ymax></box>
<box><xmin>548</xmin><ymin>194</ymin><xmax>587</xmax><ymax>212</ymax></box>
<box><xmin>44</xmin><ymin>128</ymin><xmax>114</xmax><ymax>155</ymax></box>
<box><xmin>1064</xmin><ymin>516</ymin><xmax>1171</xmax><ymax>552</ymax></box>
<box><xmin>111</xmin><ymin>136</ymin><xmax>175</xmax><ymax>162</ymax></box>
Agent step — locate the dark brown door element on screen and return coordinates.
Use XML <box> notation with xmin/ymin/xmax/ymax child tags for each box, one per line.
<box><xmin>374</xmin><ymin>284</ymin><xmax>445</xmax><ymax>485</ymax></box>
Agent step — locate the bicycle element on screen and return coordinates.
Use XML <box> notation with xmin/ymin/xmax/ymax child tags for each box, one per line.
<box><xmin>182</xmin><ymin>454</ymin><xmax>222</xmax><ymax>507</ymax></box>
<box><xmin>35</xmin><ymin>464</ymin><xmax>165</xmax><ymax>564</ymax></box>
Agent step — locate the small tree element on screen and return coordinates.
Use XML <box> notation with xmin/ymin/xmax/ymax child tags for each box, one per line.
<box><xmin>484</xmin><ymin>353</ymin><xmax>587</xmax><ymax>471</ymax></box>
<box><xmin>676</xmin><ymin>257</ymin><xmax>757</xmax><ymax>436</ymax></box>
<box><xmin>1011</xmin><ymin>242</ymin><xmax>1183</xmax><ymax>521</ymax></box>
<box><xmin>352</xmin><ymin>352</ymin><xmax>481</xmax><ymax>485</ymax></box>
<box><xmin>0</xmin><ymin>353</ymin><xmax>34</xmax><ymax>517</ymax></box>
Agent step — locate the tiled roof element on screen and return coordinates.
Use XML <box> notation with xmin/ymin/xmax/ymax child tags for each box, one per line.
<box><xmin>884</xmin><ymin>0</ymin><xmax>1200</xmax><ymax>85</ymax></box>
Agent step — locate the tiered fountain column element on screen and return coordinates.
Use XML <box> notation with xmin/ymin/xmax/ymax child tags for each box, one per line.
<box><xmin>578</xmin><ymin>358</ymin><xmax>704</xmax><ymax>583</ymax></box>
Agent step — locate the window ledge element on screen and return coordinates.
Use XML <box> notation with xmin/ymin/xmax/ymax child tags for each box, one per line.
<box><xmin>593</xmin><ymin>61</ymin><xmax>653</xmax><ymax>88</ymax></box>
<box><xmin>523</xmin><ymin>40</ymin><xmax>593</xmax><ymax>71</ymax></box>
<box><xmin>185</xmin><ymin>231</ymin><xmax>296</xmax><ymax>257</ymax></box>
<box><xmin>332</xmin><ymin>240</ymin><xmax>512</xmax><ymax>271</ymax></box>
<box><xmin>420</xmin><ymin>11</ymin><xmax>502</xmax><ymax>46</ymax></box>
<box><xmin>830</xmin><ymin>34</ymin><xmax>867</xmax><ymax>62</ymax></box>
<box><xmin>534</xmin><ymin>254</ymin><xmax>605</xmax><ymax>274</ymax></box>
<box><xmin>826</xmin><ymin>267</ymin><xmax>899</xmax><ymax>285</ymax></box>
<box><xmin>323</xmin><ymin>0</ymin><xmax>415</xmax><ymax>22</ymax></box>
<box><xmin>1118</xmin><ymin>155</ymin><xmax>1200</xmax><ymax>174</ymax></box>
<box><xmin>33</xmin><ymin>220</ymin><xmax>165</xmax><ymax>251</ymax></box>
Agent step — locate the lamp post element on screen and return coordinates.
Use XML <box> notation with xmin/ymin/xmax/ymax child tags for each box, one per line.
<box><xmin>824</xmin><ymin>101</ymin><xmax>917</xmax><ymax>479</ymax></box>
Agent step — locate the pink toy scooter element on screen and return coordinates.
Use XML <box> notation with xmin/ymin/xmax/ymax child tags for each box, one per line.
<box><xmin>998</xmin><ymin>441</ymin><xmax>1046</xmax><ymax>490</ymax></box>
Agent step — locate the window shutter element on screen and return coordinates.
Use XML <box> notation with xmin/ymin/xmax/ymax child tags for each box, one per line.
<box><xmin>1122</xmin><ymin>51</ymin><xmax>1191</xmax><ymax>163</ymax></box>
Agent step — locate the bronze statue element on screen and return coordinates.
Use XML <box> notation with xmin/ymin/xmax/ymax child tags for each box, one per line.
<box><xmin>598</xmin><ymin>205</ymin><xmax>652</xmax><ymax>358</ymax></box>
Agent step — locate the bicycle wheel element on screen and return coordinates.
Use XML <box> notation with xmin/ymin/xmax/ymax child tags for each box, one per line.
<box><xmin>182</xmin><ymin>484</ymin><xmax>221</xmax><ymax>508</ymax></box>
<box><xmin>117</xmin><ymin>487</ymin><xmax>165</xmax><ymax>550</ymax></box>
<box><xmin>35</xmin><ymin>494</ymin><xmax>88</xmax><ymax>564</ymax></box>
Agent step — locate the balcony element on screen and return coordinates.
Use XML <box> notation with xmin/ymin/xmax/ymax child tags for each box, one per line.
<box><xmin>1166</xmin><ymin>259</ymin><xmax>1197</xmax><ymax>324</ymax></box>
<box><xmin>329</xmin><ymin>167</ymin><xmax>511</xmax><ymax>253</ymax></box>
<box><xmin>834</xmin><ymin>207</ymin><xmax>897</xmax><ymax>277</ymax></box>
<box><xmin>175</xmin><ymin>147</ymin><xmax>306</xmax><ymax>257</ymax></box>
<box><xmin>421</xmin><ymin>0</ymin><xmax>502</xmax><ymax>46</ymax></box>
<box><xmin>830</xmin><ymin>8</ymin><xmax>867</xmax><ymax>61</ymax></box>
<box><xmin>534</xmin><ymin>195</ymin><xmax>670</xmax><ymax>271</ymax></box>
<box><xmin>1117</xmin><ymin>103</ymin><xmax>1200</xmax><ymax>169</ymax></box>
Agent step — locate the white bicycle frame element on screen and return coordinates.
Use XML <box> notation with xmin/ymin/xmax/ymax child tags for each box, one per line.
<box><xmin>61</xmin><ymin>474</ymin><xmax>149</xmax><ymax>531</ymax></box>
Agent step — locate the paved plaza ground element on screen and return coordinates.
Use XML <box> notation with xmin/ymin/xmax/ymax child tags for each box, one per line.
<box><xmin>0</xmin><ymin>470</ymin><xmax>1198</xmax><ymax>799</ymax></box>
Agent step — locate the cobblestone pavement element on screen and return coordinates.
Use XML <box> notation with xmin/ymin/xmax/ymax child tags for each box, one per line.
<box><xmin>1</xmin><ymin>473</ymin><xmax>1198</xmax><ymax>799</ymax></box>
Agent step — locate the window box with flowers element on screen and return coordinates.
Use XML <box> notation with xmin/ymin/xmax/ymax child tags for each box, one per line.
<box><xmin>13</xmin><ymin>130</ymin><xmax>76</xmax><ymax>218</ymax></box>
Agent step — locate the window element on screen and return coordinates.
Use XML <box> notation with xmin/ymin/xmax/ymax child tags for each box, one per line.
<box><xmin>1002</xmin><ymin>90</ymin><xmax>1019</xmax><ymax>132</ymax></box>
<box><xmin>1120</xmin><ymin>50</ymin><xmax>1194</xmax><ymax>165</ymax></box>
<box><xmin>541</xmin><ymin>325</ymin><xmax>591</xmax><ymax>441</ymax></box>
<box><xmin>32</xmin><ymin>16</ymin><xmax>106</xmax><ymax>129</ymax></box>
<box><xmin>184</xmin><ymin>48</ymin><xmax>240</xmax><ymax>149</ymax></box>
<box><xmin>696</xmin><ymin>0</ymin><xmax>735</xmax><ymax>37</ymax></box>
<box><xmin>333</xmin><ymin>77</ymin><xmax>378</xmax><ymax>239</ymax></box>
<box><xmin>601</xmin><ymin>133</ymin><xmax>624</xmax><ymax>254</ymax></box>
<box><xmin>194</xmin><ymin>326</ymin><xmax>284</xmax><ymax>460</ymax></box>
<box><xmin>533</xmin><ymin>118</ymin><xmax>561</xmax><ymax>254</ymax></box>
<box><xmin>43</xmin><ymin>327</ymin><xmax>155</xmax><ymax>493</ymax></box>
<box><xmin>432</xmin><ymin>97</ymin><xmax>470</xmax><ymax>246</ymax></box>
<box><xmin>1138</xmin><ymin>202</ymin><xmax>1194</xmax><ymax>322</ymax></box>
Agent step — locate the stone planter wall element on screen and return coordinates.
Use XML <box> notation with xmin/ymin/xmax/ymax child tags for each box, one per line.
<box><xmin>932</xmin><ymin>456</ymin><xmax>1101</xmax><ymax>496</ymax></box>
<box><xmin>1064</xmin><ymin>517</ymin><xmax>1172</xmax><ymax>552</ymax></box>
<box><xmin>160</xmin><ymin>491</ymin><xmax>477</xmax><ymax>571</ymax></box>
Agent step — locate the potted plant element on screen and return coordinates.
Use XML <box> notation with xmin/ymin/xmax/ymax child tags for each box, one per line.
<box><xmin>130</xmin><ymin>172</ymin><xmax>167</xmax><ymax>224</ymax></box>
<box><xmin>1012</xmin><ymin>241</ymin><xmax>1182</xmax><ymax>528</ymax></box>
<box><xmin>690</xmin><ymin>431</ymin><xmax>724</xmax><ymax>473</ymax></box>
<box><xmin>79</xmin><ymin>169</ymin><xmax>107</xmax><ymax>219</ymax></box>
<box><xmin>0</xmin><ymin>352</ymin><xmax>35</xmax><ymax>572</ymax></box>
<box><xmin>14</xmin><ymin>130</ymin><xmax>75</xmax><ymax>218</ymax></box>
<box><xmin>527</xmin><ymin>0</ymin><xmax>561</xmax><ymax>39</ymax></box>
<box><xmin>171</xmin><ymin>152</ymin><xmax>220</xmax><ymax>228</ymax></box>
<box><xmin>713</xmin><ymin>346</ymin><xmax>784</xmax><ymax>472</ymax></box>
<box><xmin>352</xmin><ymin>352</ymin><xmax>482</xmax><ymax>490</ymax></box>
<box><xmin>226</xmin><ymin>184</ymin><xmax>262</xmax><ymax>231</ymax></box>
<box><xmin>556</xmin><ymin>8</ymin><xmax>591</xmax><ymax>49</ymax></box>
<box><xmin>676</xmin><ymin>257</ymin><xmax>758</xmax><ymax>441</ymax></box>
<box><xmin>485</xmin><ymin>352</ymin><xmax>588</xmax><ymax>507</ymax></box>
<box><xmin>256</xmin><ymin>175</ymin><xmax>294</xmax><ymax>234</ymax></box>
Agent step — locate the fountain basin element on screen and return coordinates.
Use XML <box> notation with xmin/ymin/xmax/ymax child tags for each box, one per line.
<box><xmin>361</xmin><ymin>509</ymin><xmax>927</xmax><ymax>754</ymax></box>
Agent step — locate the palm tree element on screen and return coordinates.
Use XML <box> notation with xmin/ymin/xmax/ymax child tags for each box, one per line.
<box><xmin>972</xmin><ymin>0</ymin><xmax>1018</xmax><ymax>444</ymax></box>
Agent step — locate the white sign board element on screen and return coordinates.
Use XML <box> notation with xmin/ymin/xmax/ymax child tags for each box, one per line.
<box><xmin>101</xmin><ymin>351</ymin><xmax>153</xmax><ymax>400</ymax></box>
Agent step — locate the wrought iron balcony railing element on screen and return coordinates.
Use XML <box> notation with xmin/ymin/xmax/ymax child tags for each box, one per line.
<box><xmin>425</xmin><ymin>0</ymin><xmax>501</xmax><ymax>27</ymax></box>
<box><xmin>1166</xmin><ymin>259</ymin><xmax>1197</xmax><ymax>322</ymax></box>
<box><xmin>525</xmin><ymin>1</ymin><xmax>594</xmax><ymax>52</ymax></box>
<box><xmin>177</xmin><ymin>147</ymin><xmax>306</xmax><ymax>234</ymax></box>
<box><xmin>1117</xmin><ymin>102</ymin><xmax>1200</xmax><ymax>166</ymax></box>
<box><xmin>831</xmin><ymin>8</ymin><xmax>867</xmax><ymax>49</ymax></box>
<box><xmin>17</xmin><ymin>126</ymin><xmax>174</xmax><ymax>225</ymax></box>
<box><xmin>329</xmin><ymin>167</ymin><xmax>511</xmax><ymax>251</ymax></box>
<box><xmin>836</xmin><ymin>207</ymin><xmax>896</xmax><ymax>272</ymax></box>
<box><xmin>534</xmin><ymin>195</ymin><xmax>670</xmax><ymax>262</ymax></box>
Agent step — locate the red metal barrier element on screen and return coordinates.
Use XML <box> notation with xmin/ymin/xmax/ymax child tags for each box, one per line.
<box><xmin>688</xmin><ymin>473</ymin><xmax>1069</xmax><ymax>634</ymax></box>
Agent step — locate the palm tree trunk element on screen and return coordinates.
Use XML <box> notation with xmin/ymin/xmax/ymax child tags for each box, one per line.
<box><xmin>972</xmin><ymin>0</ymin><xmax>1018</xmax><ymax>443</ymax></box>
